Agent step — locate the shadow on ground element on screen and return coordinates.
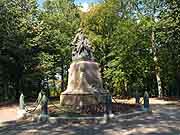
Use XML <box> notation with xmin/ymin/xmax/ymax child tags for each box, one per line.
<box><xmin>0</xmin><ymin>103</ymin><xmax>180</xmax><ymax>135</ymax></box>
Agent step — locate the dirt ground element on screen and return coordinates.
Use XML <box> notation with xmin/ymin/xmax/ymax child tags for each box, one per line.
<box><xmin>0</xmin><ymin>98</ymin><xmax>180</xmax><ymax>135</ymax></box>
<box><xmin>0</xmin><ymin>105</ymin><xmax>17</xmax><ymax>123</ymax></box>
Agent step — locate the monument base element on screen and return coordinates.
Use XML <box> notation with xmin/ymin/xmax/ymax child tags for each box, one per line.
<box><xmin>60</xmin><ymin>61</ymin><xmax>108</xmax><ymax>106</ymax></box>
<box><xmin>60</xmin><ymin>93</ymin><xmax>108</xmax><ymax>106</ymax></box>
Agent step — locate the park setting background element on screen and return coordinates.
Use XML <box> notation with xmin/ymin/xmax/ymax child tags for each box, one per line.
<box><xmin>0</xmin><ymin>0</ymin><xmax>179</xmax><ymax>102</ymax></box>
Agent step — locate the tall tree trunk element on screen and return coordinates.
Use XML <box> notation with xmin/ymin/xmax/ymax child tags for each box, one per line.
<box><xmin>176</xmin><ymin>71</ymin><xmax>180</xmax><ymax>98</ymax></box>
<box><xmin>47</xmin><ymin>76</ymin><xmax>50</xmax><ymax>98</ymax></box>
<box><xmin>151</xmin><ymin>30</ymin><xmax>163</xmax><ymax>98</ymax></box>
<box><xmin>4</xmin><ymin>82</ymin><xmax>8</xmax><ymax>101</ymax></box>
<box><xmin>61</xmin><ymin>58</ymin><xmax>64</xmax><ymax>91</ymax></box>
<box><xmin>65</xmin><ymin>65</ymin><xmax>69</xmax><ymax>88</ymax></box>
<box><xmin>15</xmin><ymin>80</ymin><xmax>20</xmax><ymax>101</ymax></box>
<box><xmin>124</xmin><ymin>79</ymin><xmax>128</xmax><ymax>96</ymax></box>
<box><xmin>53</xmin><ymin>79</ymin><xmax>56</xmax><ymax>96</ymax></box>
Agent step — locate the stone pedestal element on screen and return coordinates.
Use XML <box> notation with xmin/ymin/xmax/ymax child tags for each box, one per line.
<box><xmin>60</xmin><ymin>61</ymin><xmax>108</xmax><ymax>106</ymax></box>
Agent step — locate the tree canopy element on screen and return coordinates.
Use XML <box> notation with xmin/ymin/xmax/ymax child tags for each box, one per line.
<box><xmin>0</xmin><ymin>0</ymin><xmax>179</xmax><ymax>102</ymax></box>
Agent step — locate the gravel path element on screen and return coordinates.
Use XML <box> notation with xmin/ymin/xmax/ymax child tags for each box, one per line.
<box><xmin>0</xmin><ymin>98</ymin><xmax>180</xmax><ymax>135</ymax></box>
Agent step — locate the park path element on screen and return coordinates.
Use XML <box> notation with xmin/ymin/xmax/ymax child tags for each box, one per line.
<box><xmin>0</xmin><ymin>98</ymin><xmax>180</xmax><ymax>135</ymax></box>
<box><xmin>0</xmin><ymin>105</ymin><xmax>17</xmax><ymax>123</ymax></box>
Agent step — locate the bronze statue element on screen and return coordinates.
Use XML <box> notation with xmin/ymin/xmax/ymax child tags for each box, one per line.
<box><xmin>71</xmin><ymin>28</ymin><xmax>94</xmax><ymax>61</ymax></box>
<box><xmin>60</xmin><ymin>28</ymin><xmax>109</xmax><ymax>107</ymax></box>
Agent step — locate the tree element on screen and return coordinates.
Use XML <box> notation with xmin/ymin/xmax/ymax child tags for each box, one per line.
<box><xmin>157</xmin><ymin>0</ymin><xmax>180</xmax><ymax>97</ymax></box>
<box><xmin>132</xmin><ymin>0</ymin><xmax>167</xmax><ymax>97</ymax></box>
<box><xmin>81</xmin><ymin>0</ymin><xmax>122</xmax><ymax>91</ymax></box>
<box><xmin>0</xmin><ymin>0</ymin><xmax>44</xmax><ymax>101</ymax></box>
<box><xmin>39</xmin><ymin>0</ymin><xmax>80</xmax><ymax>93</ymax></box>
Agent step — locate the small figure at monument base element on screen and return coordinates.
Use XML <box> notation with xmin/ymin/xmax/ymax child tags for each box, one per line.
<box><xmin>17</xmin><ymin>92</ymin><xmax>29</xmax><ymax>119</ymax></box>
<box><xmin>38</xmin><ymin>93</ymin><xmax>49</xmax><ymax>122</ymax></box>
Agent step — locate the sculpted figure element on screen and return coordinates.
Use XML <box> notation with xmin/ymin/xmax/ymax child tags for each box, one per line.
<box><xmin>71</xmin><ymin>28</ymin><xmax>94</xmax><ymax>61</ymax></box>
<box><xmin>60</xmin><ymin>28</ymin><xmax>108</xmax><ymax>106</ymax></box>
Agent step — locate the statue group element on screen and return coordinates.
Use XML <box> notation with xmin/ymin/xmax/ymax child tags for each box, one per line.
<box><xmin>60</xmin><ymin>28</ymin><xmax>108</xmax><ymax>106</ymax></box>
<box><xmin>71</xmin><ymin>28</ymin><xmax>94</xmax><ymax>61</ymax></box>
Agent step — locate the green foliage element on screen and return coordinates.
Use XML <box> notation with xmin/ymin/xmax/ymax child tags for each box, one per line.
<box><xmin>0</xmin><ymin>0</ymin><xmax>80</xmax><ymax>101</ymax></box>
<box><xmin>0</xmin><ymin>0</ymin><xmax>43</xmax><ymax>100</ymax></box>
<box><xmin>157</xmin><ymin>0</ymin><xmax>180</xmax><ymax>96</ymax></box>
<box><xmin>80</xmin><ymin>0</ymin><xmax>180</xmax><ymax>97</ymax></box>
<box><xmin>39</xmin><ymin>0</ymin><xmax>80</xmax><ymax>92</ymax></box>
<box><xmin>0</xmin><ymin>0</ymin><xmax>180</xmax><ymax>102</ymax></box>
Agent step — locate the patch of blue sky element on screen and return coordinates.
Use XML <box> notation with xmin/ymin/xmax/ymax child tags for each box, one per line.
<box><xmin>37</xmin><ymin>0</ymin><xmax>44</xmax><ymax>5</ymax></box>
<box><xmin>37</xmin><ymin>0</ymin><xmax>99</xmax><ymax>6</ymax></box>
<box><xmin>75</xmin><ymin>0</ymin><xmax>99</xmax><ymax>5</ymax></box>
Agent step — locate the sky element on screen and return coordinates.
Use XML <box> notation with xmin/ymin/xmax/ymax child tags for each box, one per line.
<box><xmin>37</xmin><ymin>0</ymin><xmax>99</xmax><ymax>12</ymax></box>
<box><xmin>75</xmin><ymin>0</ymin><xmax>97</xmax><ymax>12</ymax></box>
